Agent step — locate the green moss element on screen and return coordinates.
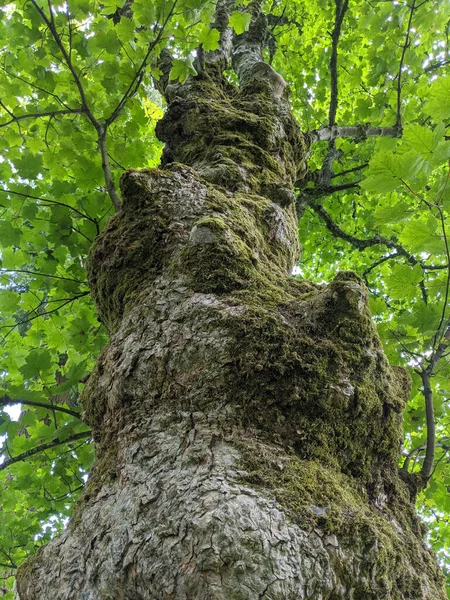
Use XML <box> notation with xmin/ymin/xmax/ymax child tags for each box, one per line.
<box><xmin>86</xmin><ymin>159</ymin><xmax>408</xmax><ymax>494</ymax></box>
<box><xmin>189</xmin><ymin>268</ymin><xmax>406</xmax><ymax>488</ymax></box>
<box><xmin>156</xmin><ymin>71</ymin><xmax>307</xmax><ymax>197</ymax></box>
<box><xmin>235</xmin><ymin>436</ymin><xmax>444</xmax><ymax>597</ymax></box>
<box><xmin>86</xmin><ymin>176</ymin><xmax>170</xmax><ymax>331</ymax></box>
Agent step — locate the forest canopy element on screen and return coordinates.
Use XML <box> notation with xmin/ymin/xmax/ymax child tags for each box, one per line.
<box><xmin>0</xmin><ymin>0</ymin><xmax>450</xmax><ymax>597</ymax></box>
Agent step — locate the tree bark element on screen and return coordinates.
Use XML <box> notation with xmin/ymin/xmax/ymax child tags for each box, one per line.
<box><xmin>15</xmin><ymin>14</ymin><xmax>445</xmax><ymax>600</ymax></box>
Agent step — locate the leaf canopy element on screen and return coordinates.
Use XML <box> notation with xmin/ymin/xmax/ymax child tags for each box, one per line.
<box><xmin>1</xmin><ymin>0</ymin><xmax>450</xmax><ymax>596</ymax></box>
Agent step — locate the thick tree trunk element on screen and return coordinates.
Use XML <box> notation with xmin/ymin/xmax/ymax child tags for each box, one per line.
<box><xmin>15</xmin><ymin>11</ymin><xmax>445</xmax><ymax>600</ymax></box>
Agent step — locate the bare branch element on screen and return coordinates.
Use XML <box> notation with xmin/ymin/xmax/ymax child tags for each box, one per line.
<box><xmin>0</xmin><ymin>396</ymin><xmax>81</xmax><ymax>419</ymax></box>
<box><xmin>328</xmin><ymin>0</ymin><xmax>349</xmax><ymax>127</ymax></box>
<box><xmin>231</xmin><ymin>2</ymin><xmax>289</xmax><ymax>100</ymax></box>
<box><xmin>306</xmin><ymin>124</ymin><xmax>402</xmax><ymax>145</ymax></box>
<box><xmin>430</xmin><ymin>167</ymin><xmax>450</xmax><ymax>352</ymax></box>
<box><xmin>0</xmin><ymin>188</ymin><xmax>96</xmax><ymax>223</ymax></box>
<box><xmin>303</xmin><ymin>197</ymin><xmax>432</xmax><ymax>303</ymax></box>
<box><xmin>401</xmin><ymin>436</ymin><xmax>450</xmax><ymax>473</ymax></box>
<box><xmin>0</xmin><ymin>66</ymin><xmax>73</xmax><ymax>110</ymax></box>
<box><xmin>424</xmin><ymin>57</ymin><xmax>450</xmax><ymax>73</ymax></box>
<box><xmin>362</xmin><ymin>252</ymin><xmax>399</xmax><ymax>279</ymax></box>
<box><xmin>332</xmin><ymin>163</ymin><xmax>369</xmax><ymax>178</ymax></box>
<box><xmin>208</xmin><ymin>0</ymin><xmax>235</xmax><ymax>64</ymax></box>
<box><xmin>0</xmin><ymin>548</ymin><xmax>16</xmax><ymax>569</ymax></box>
<box><xmin>0</xmin><ymin>107</ymin><xmax>84</xmax><ymax>129</ymax></box>
<box><xmin>413</xmin><ymin>170</ymin><xmax>450</xmax><ymax>482</ymax></box>
<box><xmin>420</xmin><ymin>370</ymin><xmax>435</xmax><ymax>481</ymax></box>
<box><xmin>1</xmin><ymin>294</ymin><xmax>90</xmax><ymax>341</ymax></box>
<box><xmin>396</xmin><ymin>0</ymin><xmax>417</xmax><ymax>128</ymax></box>
<box><xmin>43</xmin><ymin>484</ymin><xmax>84</xmax><ymax>503</ymax></box>
<box><xmin>0</xmin><ymin>430</ymin><xmax>92</xmax><ymax>471</ymax></box>
<box><xmin>0</xmin><ymin>269</ymin><xmax>87</xmax><ymax>284</ymax></box>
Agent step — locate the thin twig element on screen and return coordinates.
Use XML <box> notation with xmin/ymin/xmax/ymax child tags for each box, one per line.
<box><xmin>0</xmin><ymin>188</ymin><xmax>96</xmax><ymax>222</ymax></box>
<box><xmin>105</xmin><ymin>0</ymin><xmax>179</xmax><ymax>127</ymax></box>
<box><xmin>332</xmin><ymin>163</ymin><xmax>369</xmax><ymax>178</ymax></box>
<box><xmin>0</xmin><ymin>396</ymin><xmax>81</xmax><ymax>419</ymax></box>
<box><xmin>0</xmin><ymin>108</ymin><xmax>85</xmax><ymax>128</ymax></box>
<box><xmin>430</xmin><ymin>166</ymin><xmax>450</xmax><ymax>351</ymax></box>
<box><xmin>30</xmin><ymin>1</ymin><xmax>98</xmax><ymax>126</ymax></box>
<box><xmin>362</xmin><ymin>253</ymin><xmax>399</xmax><ymax>278</ymax></box>
<box><xmin>30</xmin><ymin>0</ymin><xmax>121</xmax><ymax>211</ymax></box>
<box><xmin>43</xmin><ymin>484</ymin><xmax>84</xmax><ymax>503</ymax></box>
<box><xmin>0</xmin><ymin>66</ymin><xmax>73</xmax><ymax>110</ymax></box>
<box><xmin>0</xmin><ymin>269</ymin><xmax>87</xmax><ymax>284</ymax></box>
<box><xmin>0</xmin><ymin>430</ymin><xmax>92</xmax><ymax>471</ymax></box>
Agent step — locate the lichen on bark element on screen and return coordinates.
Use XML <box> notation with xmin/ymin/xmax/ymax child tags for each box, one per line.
<box><xmin>15</xmin><ymin>5</ymin><xmax>446</xmax><ymax>600</ymax></box>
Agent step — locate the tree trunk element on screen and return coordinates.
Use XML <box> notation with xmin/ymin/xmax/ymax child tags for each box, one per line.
<box><xmin>15</xmin><ymin>12</ymin><xmax>445</xmax><ymax>600</ymax></box>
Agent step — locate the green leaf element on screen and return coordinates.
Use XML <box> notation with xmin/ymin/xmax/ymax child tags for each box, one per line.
<box><xmin>385</xmin><ymin>263</ymin><xmax>423</xmax><ymax>301</ymax></box>
<box><xmin>0</xmin><ymin>220</ymin><xmax>21</xmax><ymax>247</ymax></box>
<box><xmin>403</xmin><ymin>124</ymin><xmax>436</xmax><ymax>155</ymax></box>
<box><xmin>19</xmin><ymin>350</ymin><xmax>53</xmax><ymax>378</ymax></box>
<box><xmin>169</xmin><ymin>57</ymin><xmax>198</xmax><ymax>83</ymax></box>
<box><xmin>398</xmin><ymin>216</ymin><xmax>442</xmax><ymax>254</ymax></box>
<box><xmin>427</xmin><ymin>76</ymin><xmax>450</xmax><ymax>121</ymax></box>
<box><xmin>198</xmin><ymin>26</ymin><xmax>220</xmax><ymax>52</ymax></box>
<box><xmin>360</xmin><ymin>150</ymin><xmax>402</xmax><ymax>193</ymax></box>
<box><xmin>372</xmin><ymin>195</ymin><xmax>410</xmax><ymax>225</ymax></box>
<box><xmin>229</xmin><ymin>11</ymin><xmax>252</xmax><ymax>35</ymax></box>
<box><xmin>0</xmin><ymin>290</ymin><xmax>19</xmax><ymax>312</ymax></box>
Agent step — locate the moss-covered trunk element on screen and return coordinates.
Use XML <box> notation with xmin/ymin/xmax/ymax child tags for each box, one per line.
<box><xmin>15</xmin><ymin>8</ymin><xmax>445</xmax><ymax>600</ymax></box>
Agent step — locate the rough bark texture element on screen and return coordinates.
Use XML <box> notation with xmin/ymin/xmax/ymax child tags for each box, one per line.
<box><xmin>15</xmin><ymin>11</ymin><xmax>445</xmax><ymax>600</ymax></box>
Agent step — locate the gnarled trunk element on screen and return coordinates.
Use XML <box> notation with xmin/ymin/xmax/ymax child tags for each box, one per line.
<box><xmin>15</xmin><ymin>8</ymin><xmax>445</xmax><ymax>600</ymax></box>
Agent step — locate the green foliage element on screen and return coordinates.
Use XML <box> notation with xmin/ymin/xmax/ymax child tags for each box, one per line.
<box><xmin>0</xmin><ymin>0</ymin><xmax>450</xmax><ymax>596</ymax></box>
<box><xmin>169</xmin><ymin>56</ymin><xmax>198</xmax><ymax>82</ymax></box>
<box><xmin>229</xmin><ymin>11</ymin><xmax>252</xmax><ymax>35</ymax></box>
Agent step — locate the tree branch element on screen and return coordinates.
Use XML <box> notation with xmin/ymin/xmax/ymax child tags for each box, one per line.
<box><xmin>0</xmin><ymin>397</ymin><xmax>81</xmax><ymax>419</ymax></box>
<box><xmin>396</xmin><ymin>0</ymin><xmax>417</xmax><ymax>128</ymax></box>
<box><xmin>208</xmin><ymin>0</ymin><xmax>235</xmax><ymax>64</ymax></box>
<box><xmin>362</xmin><ymin>252</ymin><xmax>399</xmax><ymax>279</ymax></box>
<box><xmin>328</xmin><ymin>0</ymin><xmax>349</xmax><ymax>127</ymax></box>
<box><xmin>97</xmin><ymin>127</ymin><xmax>121</xmax><ymax>212</ymax></box>
<box><xmin>401</xmin><ymin>436</ymin><xmax>450</xmax><ymax>473</ymax></box>
<box><xmin>430</xmin><ymin>167</ymin><xmax>450</xmax><ymax>353</ymax></box>
<box><xmin>304</xmin><ymin>197</ymin><xmax>432</xmax><ymax>303</ymax></box>
<box><xmin>231</xmin><ymin>1</ymin><xmax>289</xmax><ymax>100</ymax></box>
<box><xmin>1</xmin><ymin>294</ymin><xmax>90</xmax><ymax>341</ymax></box>
<box><xmin>0</xmin><ymin>269</ymin><xmax>87</xmax><ymax>284</ymax></box>
<box><xmin>30</xmin><ymin>0</ymin><xmax>121</xmax><ymax>212</ymax></box>
<box><xmin>424</xmin><ymin>58</ymin><xmax>450</xmax><ymax>73</ymax></box>
<box><xmin>0</xmin><ymin>66</ymin><xmax>73</xmax><ymax>110</ymax></box>
<box><xmin>0</xmin><ymin>430</ymin><xmax>92</xmax><ymax>471</ymax></box>
<box><xmin>305</xmin><ymin>124</ymin><xmax>402</xmax><ymax>144</ymax></box>
<box><xmin>420</xmin><ymin>369</ymin><xmax>435</xmax><ymax>481</ymax></box>
<box><xmin>105</xmin><ymin>0</ymin><xmax>179</xmax><ymax>126</ymax></box>
<box><xmin>0</xmin><ymin>188</ymin><xmax>96</xmax><ymax>223</ymax></box>
<box><xmin>0</xmin><ymin>107</ymin><xmax>84</xmax><ymax>129</ymax></box>
<box><xmin>30</xmin><ymin>1</ymin><xmax>97</xmax><ymax>127</ymax></box>
<box><xmin>332</xmin><ymin>163</ymin><xmax>369</xmax><ymax>178</ymax></box>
